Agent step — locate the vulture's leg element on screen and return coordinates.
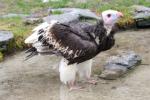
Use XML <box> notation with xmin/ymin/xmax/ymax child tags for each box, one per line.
<box><xmin>77</xmin><ymin>59</ymin><xmax>97</xmax><ymax>85</ymax></box>
<box><xmin>59</xmin><ymin>58</ymin><xmax>83</xmax><ymax>91</ymax></box>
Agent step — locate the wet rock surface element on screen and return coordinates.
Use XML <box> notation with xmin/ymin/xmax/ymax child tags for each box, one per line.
<box><xmin>0</xmin><ymin>31</ymin><xmax>14</xmax><ymax>51</ymax></box>
<box><xmin>131</xmin><ymin>5</ymin><xmax>150</xmax><ymax>27</ymax></box>
<box><xmin>99</xmin><ymin>51</ymin><xmax>142</xmax><ymax>80</ymax></box>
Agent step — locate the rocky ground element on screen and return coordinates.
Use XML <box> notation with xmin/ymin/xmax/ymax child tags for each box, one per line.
<box><xmin>0</xmin><ymin>29</ymin><xmax>149</xmax><ymax>100</ymax></box>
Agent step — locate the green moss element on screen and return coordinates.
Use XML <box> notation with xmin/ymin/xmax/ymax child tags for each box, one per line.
<box><xmin>51</xmin><ymin>10</ymin><xmax>63</xmax><ymax>15</ymax></box>
<box><xmin>0</xmin><ymin>52</ymin><xmax>3</xmax><ymax>62</ymax></box>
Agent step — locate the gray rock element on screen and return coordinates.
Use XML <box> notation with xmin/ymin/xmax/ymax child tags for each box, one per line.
<box><xmin>106</xmin><ymin>51</ymin><xmax>141</xmax><ymax>69</ymax></box>
<box><xmin>131</xmin><ymin>5</ymin><xmax>150</xmax><ymax>27</ymax></box>
<box><xmin>44</xmin><ymin>12</ymin><xmax>79</xmax><ymax>23</ymax></box>
<box><xmin>0</xmin><ymin>13</ymin><xmax>28</xmax><ymax>18</ymax></box>
<box><xmin>99</xmin><ymin>51</ymin><xmax>142</xmax><ymax>80</ymax></box>
<box><xmin>0</xmin><ymin>31</ymin><xmax>14</xmax><ymax>51</ymax></box>
<box><xmin>29</xmin><ymin>9</ymin><xmax>51</xmax><ymax>18</ymax></box>
<box><xmin>44</xmin><ymin>8</ymin><xmax>100</xmax><ymax>23</ymax></box>
<box><xmin>100</xmin><ymin>70</ymin><xmax>125</xmax><ymax>80</ymax></box>
<box><xmin>23</xmin><ymin>8</ymin><xmax>50</xmax><ymax>25</ymax></box>
<box><xmin>131</xmin><ymin>5</ymin><xmax>150</xmax><ymax>15</ymax></box>
<box><xmin>0</xmin><ymin>31</ymin><xmax>14</xmax><ymax>42</ymax></box>
<box><xmin>50</xmin><ymin>8</ymin><xmax>100</xmax><ymax>19</ymax></box>
<box><xmin>23</xmin><ymin>17</ymin><xmax>43</xmax><ymax>25</ymax></box>
<box><xmin>50</xmin><ymin>8</ymin><xmax>76</xmax><ymax>13</ymax></box>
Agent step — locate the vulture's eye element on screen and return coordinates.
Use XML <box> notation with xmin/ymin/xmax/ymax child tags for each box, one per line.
<box><xmin>107</xmin><ymin>14</ymin><xmax>111</xmax><ymax>18</ymax></box>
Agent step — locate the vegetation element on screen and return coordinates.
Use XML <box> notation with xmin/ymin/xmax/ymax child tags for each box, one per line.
<box><xmin>0</xmin><ymin>17</ymin><xmax>33</xmax><ymax>49</ymax></box>
<box><xmin>0</xmin><ymin>0</ymin><xmax>149</xmax><ymax>59</ymax></box>
<box><xmin>0</xmin><ymin>52</ymin><xmax>3</xmax><ymax>62</ymax></box>
<box><xmin>51</xmin><ymin>10</ymin><xmax>63</xmax><ymax>15</ymax></box>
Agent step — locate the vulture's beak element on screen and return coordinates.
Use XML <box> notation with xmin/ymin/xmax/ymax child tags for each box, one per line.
<box><xmin>117</xmin><ymin>12</ymin><xmax>124</xmax><ymax>18</ymax></box>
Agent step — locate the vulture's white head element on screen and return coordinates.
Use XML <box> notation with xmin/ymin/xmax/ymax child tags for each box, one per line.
<box><xmin>102</xmin><ymin>10</ymin><xmax>123</xmax><ymax>30</ymax></box>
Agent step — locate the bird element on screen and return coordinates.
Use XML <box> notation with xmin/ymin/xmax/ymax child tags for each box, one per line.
<box><xmin>24</xmin><ymin>10</ymin><xmax>123</xmax><ymax>90</ymax></box>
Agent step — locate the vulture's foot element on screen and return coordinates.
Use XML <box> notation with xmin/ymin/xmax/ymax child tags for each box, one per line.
<box><xmin>69</xmin><ymin>85</ymin><xmax>84</xmax><ymax>91</ymax></box>
<box><xmin>68</xmin><ymin>81</ymin><xmax>84</xmax><ymax>91</ymax></box>
<box><xmin>87</xmin><ymin>78</ymin><xmax>98</xmax><ymax>85</ymax></box>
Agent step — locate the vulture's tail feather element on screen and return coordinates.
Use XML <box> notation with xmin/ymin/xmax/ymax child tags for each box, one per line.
<box><xmin>24</xmin><ymin>47</ymin><xmax>38</xmax><ymax>61</ymax></box>
<box><xmin>25</xmin><ymin>47</ymin><xmax>37</xmax><ymax>53</ymax></box>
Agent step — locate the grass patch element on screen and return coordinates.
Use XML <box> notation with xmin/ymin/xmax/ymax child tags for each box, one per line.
<box><xmin>1</xmin><ymin>0</ymin><xmax>149</xmax><ymax>27</ymax></box>
<box><xmin>0</xmin><ymin>17</ymin><xmax>34</xmax><ymax>50</ymax></box>
<box><xmin>0</xmin><ymin>52</ymin><xmax>3</xmax><ymax>62</ymax></box>
<box><xmin>51</xmin><ymin>10</ymin><xmax>63</xmax><ymax>15</ymax></box>
<box><xmin>0</xmin><ymin>0</ymin><xmax>70</xmax><ymax>14</ymax></box>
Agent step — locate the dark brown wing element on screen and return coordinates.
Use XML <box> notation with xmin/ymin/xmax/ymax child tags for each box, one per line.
<box><xmin>40</xmin><ymin>23</ymin><xmax>98</xmax><ymax>64</ymax></box>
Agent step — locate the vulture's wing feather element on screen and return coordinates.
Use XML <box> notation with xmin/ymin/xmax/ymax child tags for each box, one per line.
<box><xmin>39</xmin><ymin>22</ymin><xmax>98</xmax><ymax>64</ymax></box>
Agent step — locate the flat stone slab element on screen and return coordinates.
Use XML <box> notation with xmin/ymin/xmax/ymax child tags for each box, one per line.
<box><xmin>99</xmin><ymin>51</ymin><xmax>142</xmax><ymax>80</ymax></box>
<box><xmin>49</xmin><ymin>8</ymin><xmax>100</xmax><ymax>19</ymax></box>
<box><xmin>44</xmin><ymin>12</ymin><xmax>79</xmax><ymax>23</ymax></box>
<box><xmin>0</xmin><ymin>31</ymin><xmax>14</xmax><ymax>42</ymax></box>
<box><xmin>44</xmin><ymin>8</ymin><xmax>100</xmax><ymax>23</ymax></box>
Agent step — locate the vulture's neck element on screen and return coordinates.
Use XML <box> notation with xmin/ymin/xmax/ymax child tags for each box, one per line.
<box><xmin>94</xmin><ymin>20</ymin><xmax>116</xmax><ymax>53</ymax></box>
<box><xmin>104</xmin><ymin>25</ymin><xmax>113</xmax><ymax>36</ymax></box>
<box><xmin>94</xmin><ymin>20</ymin><xmax>116</xmax><ymax>40</ymax></box>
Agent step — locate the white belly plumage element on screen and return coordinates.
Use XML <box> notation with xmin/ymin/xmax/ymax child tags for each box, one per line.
<box><xmin>59</xmin><ymin>58</ymin><xmax>93</xmax><ymax>84</ymax></box>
